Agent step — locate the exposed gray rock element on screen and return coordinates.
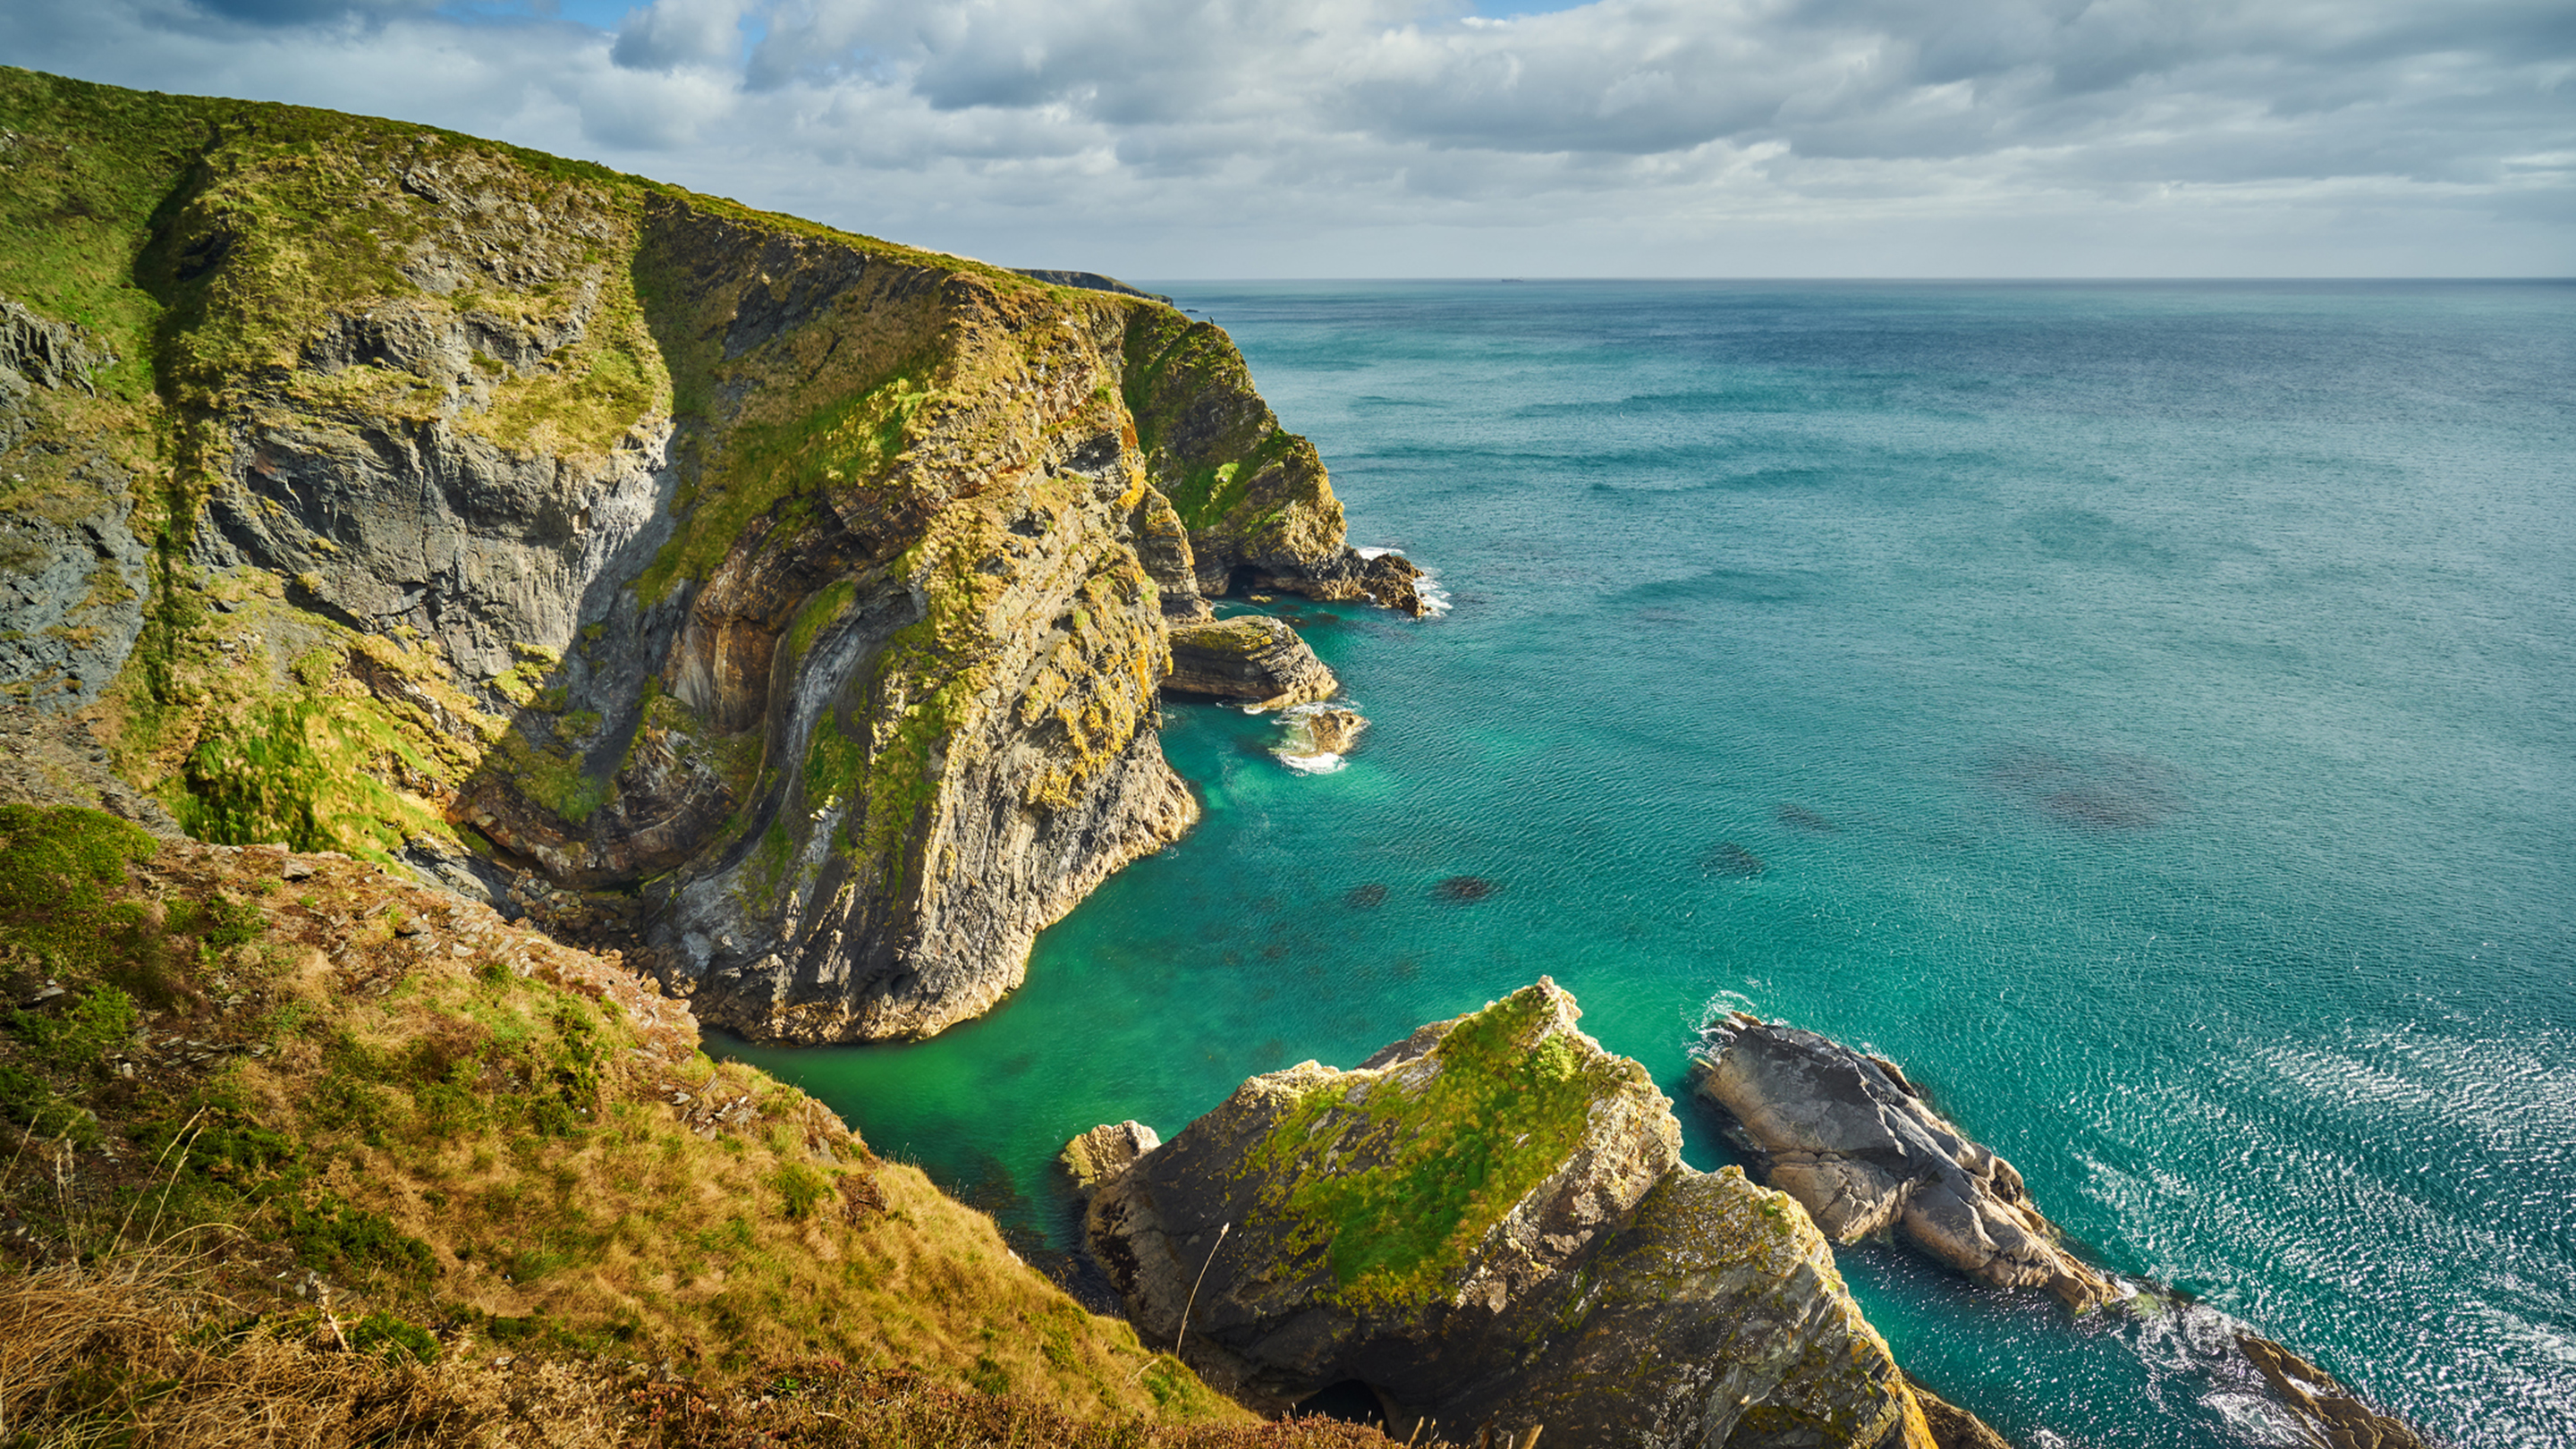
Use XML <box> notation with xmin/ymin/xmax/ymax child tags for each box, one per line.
<box><xmin>1078</xmin><ymin>981</ymin><xmax>1932</xmax><ymax>1449</ymax></box>
<box><xmin>1690</xmin><ymin>1013</ymin><xmax>2117</xmax><ymax>1314</ymax></box>
<box><xmin>0</xmin><ymin>298</ymin><xmax>143</xmax><ymax>714</ymax></box>
<box><xmin>0</xmin><ymin>502</ymin><xmax>148</xmax><ymax>713</ymax></box>
<box><xmin>1164</xmin><ymin>615</ymin><xmax>1337</xmax><ymax>709</ymax></box>
<box><xmin>1240</xmin><ymin>546</ymin><xmax>1428</xmax><ymax>618</ymax></box>
<box><xmin>190</xmin><ymin>296</ymin><xmax>671</xmax><ymax>701</ymax></box>
<box><xmin>0</xmin><ymin>299</ymin><xmax>103</xmax><ymax>396</ymax></box>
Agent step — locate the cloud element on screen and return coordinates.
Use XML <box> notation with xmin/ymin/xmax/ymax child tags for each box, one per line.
<box><xmin>0</xmin><ymin>0</ymin><xmax>2565</xmax><ymax>275</ymax></box>
<box><xmin>610</xmin><ymin>0</ymin><xmax>751</xmax><ymax>72</ymax></box>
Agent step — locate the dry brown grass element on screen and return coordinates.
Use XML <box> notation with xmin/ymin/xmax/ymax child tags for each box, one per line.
<box><xmin>0</xmin><ymin>813</ymin><xmax>1256</xmax><ymax>1433</ymax></box>
<box><xmin>0</xmin><ymin>1258</ymin><xmax>1396</xmax><ymax>1449</ymax></box>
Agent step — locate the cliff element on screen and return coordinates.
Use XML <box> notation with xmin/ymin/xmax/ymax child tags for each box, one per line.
<box><xmin>0</xmin><ymin>66</ymin><xmax>1409</xmax><ymax>1044</ymax></box>
<box><xmin>1071</xmin><ymin>981</ymin><xmax>1994</xmax><ymax>1449</ymax></box>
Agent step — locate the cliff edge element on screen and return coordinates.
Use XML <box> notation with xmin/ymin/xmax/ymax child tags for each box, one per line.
<box><xmin>0</xmin><ymin>65</ymin><xmax>1411</xmax><ymax>1043</ymax></box>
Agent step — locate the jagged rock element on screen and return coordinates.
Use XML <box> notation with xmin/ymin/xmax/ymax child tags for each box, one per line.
<box><xmin>1907</xmin><ymin>1377</ymin><xmax>2013</xmax><ymax>1449</ymax></box>
<box><xmin>0</xmin><ymin>502</ymin><xmax>148</xmax><ymax>713</ymax></box>
<box><xmin>1244</xmin><ymin>547</ymin><xmax>1428</xmax><ymax>617</ymax></box>
<box><xmin>1690</xmin><ymin>1013</ymin><xmax>2117</xmax><ymax>1314</ymax></box>
<box><xmin>0</xmin><ymin>299</ymin><xmax>102</xmax><ymax>395</ymax></box>
<box><xmin>0</xmin><ymin>702</ymin><xmax>179</xmax><ymax>835</ymax></box>
<box><xmin>1061</xmin><ymin>1119</ymin><xmax>1160</xmax><ymax>1197</ymax></box>
<box><xmin>1279</xmin><ymin>706</ymin><xmax>1365</xmax><ymax>760</ymax></box>
<box><xmin>1078</xmin><ymin>980</ymin><xmax>1934</xmax><ymax>1449</ymax></box>
<box><xmin>2237</xmin><ymin>1336</ymin><xmax>2425</xmax><ymax>1449</ymax></box>
<box><xmin>1165</xmin><ymin>616</ymin><xmax>1337</xmax><ymax>708</ymax></box>
<box><xmin>0</xmin><ymin>75</ymin><xmax>1422</xmax><ymax>1048</ymax></box>
<box><xmin>0</xmin><ymin>299</ymin><xmax>140</xmax><ymax>714</ymax></box>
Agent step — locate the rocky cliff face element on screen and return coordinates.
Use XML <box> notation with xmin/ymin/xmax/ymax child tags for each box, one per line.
<box><xmin>0</xmin><ymin>66</ymin><xmax>1407</xmax><ymax>1044</ymax></box>
<box><xmin>1073</xmin><ymin>981</ymin><xmax>1951</xmax><ymax>1449</ymax></box>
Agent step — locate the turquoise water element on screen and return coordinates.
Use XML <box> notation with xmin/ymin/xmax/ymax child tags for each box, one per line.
<box><xmin>723</xmin><ymin>282</ymin><xmax>2576</xmax><ymax>1447</ymax></box>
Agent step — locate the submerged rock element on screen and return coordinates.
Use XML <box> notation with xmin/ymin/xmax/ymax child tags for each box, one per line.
<box><xmin>1074</xmin><ymin>980</ymin><xmax>1947</xmax><ymax>1448</ymax></box>
<box><xmin>1690</xmin><ymin>1013</ymin><xmax>2116</xmax><ymax>1314</ymax></box>
<box><xmin>1165</xmin><ymin>615</ymin><xmax>1338</xmax><ymax>708</ymax></box>
<box><xmin>1705</xmin><ymin>842</ymin><xmax>1768</xmax><ymax>878</ymax></box>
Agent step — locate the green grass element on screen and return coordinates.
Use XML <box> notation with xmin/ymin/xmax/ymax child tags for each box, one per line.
<box><xmin>1242</xmin><ymin>985</ymin><xmax>1645</xmax><ymax>1313</ymax></box>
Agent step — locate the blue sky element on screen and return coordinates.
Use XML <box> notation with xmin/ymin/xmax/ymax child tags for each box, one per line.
<box><xmin>4</xmin><ymin>0</ymin><xmax>2568</xmax><ymax>277</ymax></box>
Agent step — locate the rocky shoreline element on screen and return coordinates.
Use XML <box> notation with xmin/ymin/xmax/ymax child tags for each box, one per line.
<box><xmin>1053</xmin><ymin>988</ymin><xmax>2438</xmax><ymax>1449</ymax></box>
<box><xmin>1065</xmin><ymin>981</ymin><xmax>1998</xmax><ymax>1449</ymax></box>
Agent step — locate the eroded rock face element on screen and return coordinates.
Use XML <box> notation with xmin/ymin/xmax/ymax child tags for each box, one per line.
<box><xmin>2237</xmin><ymin>1337</ymin><xmax>2426</xmax><ymax>1449</ymax></box>
<box><xmin>0</xmin><ymin>88</ymin><xmax>1409</xmax><ymax>1046</ymax></box>
<box><xmin>1690</xmin><ymin>1013</ymin><xmax>2116</xmax><ymax>1314</ymax></box>
<box><xmin>0</xmin><ymin>300</ymin><xmax>143</xmax><ymax>714</ymax></box>
<box><xmin>1164</xmin><ymin>615</ymin><xmax>1337</xmax><ymax>708</ymax></box>
<box><xmin>1078</xmin><ymin>980</ymin><xmax>1936</xmax><ymax>1449</ymax></box>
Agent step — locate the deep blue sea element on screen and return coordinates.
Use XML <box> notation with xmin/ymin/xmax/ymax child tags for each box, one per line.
<box><xmin>725</xmin><ymin>281</ymin><xmax>2576</xmax><ymax>1448</ymax></box>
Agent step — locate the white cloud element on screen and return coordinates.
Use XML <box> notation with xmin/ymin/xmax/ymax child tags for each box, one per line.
<box><xmin>0</xmin><ymin>0</ymin><xmax>2565</xmax><ymax>275</ymax></box>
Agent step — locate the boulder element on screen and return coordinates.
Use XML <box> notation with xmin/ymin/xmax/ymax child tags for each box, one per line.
<box><xmin>1076</xmin><ymin>980</ymin><xmax>1939</xmax><ymax>1449</ymax></box>
<box><xmin>1275</xmin><ymin>706</ymin><xmax>1365</xmax><ymax>767</ymax></box>
<box><xmin>1062</xmin><ymin>1119</ymin><xmax>1161</xmax><ymax>1197</ymax></box>
<box><xmin>1689</xmin><ymin>1013</ymin><xmax>2116</xmax><ymax>1314</ymax></box>
<box><xmin>1164</xmin><ymin>615</ymin><xmax>1338</xmax><ymax>708</ymax></box>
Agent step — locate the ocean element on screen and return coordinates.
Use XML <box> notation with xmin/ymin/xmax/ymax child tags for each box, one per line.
<box><xmin>721</xmin><ymin>280</ymin><xmax>2576</xmax><ymax>1447</ymax></box>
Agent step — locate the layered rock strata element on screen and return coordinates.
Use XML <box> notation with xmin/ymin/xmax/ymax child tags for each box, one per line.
<box><xmin>1690</xmin><ymin>1013</ymin><xmax>2116</xmax><ymax>1313</ymax></box>
<box><xmin>0</xmin><ymin>298</ymin><xmax>143</xmax><ymax>712</ymax></box>
<box><xmin>1163</xmin><ymin>615</ymin><xmax>1337</xmax><ymax>708</ymax></box>
<box><xmin>0</xmin><ymin>68</ymin><xmax>1416</xmax><ymax>1045</ymax></box>
<box><xmin>1074</xmin><ymin>980</ymin><xmax>1956</xmax><ymax>1449</ymax></box>
<box><xmin>1696</xmin><ymin>1014</ymin><xmax>2428</xmax><ymax>1448</ymax></box>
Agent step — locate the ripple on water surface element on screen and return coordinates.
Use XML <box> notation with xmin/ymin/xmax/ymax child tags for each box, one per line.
<box><xmin>722</xmin><ymin>282</ymin><xmax>2576</xmax><ymax>1449</ymax></box>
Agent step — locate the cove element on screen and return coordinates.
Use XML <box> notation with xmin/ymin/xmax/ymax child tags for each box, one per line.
<box><xmin>720</xmin><ymin>280</ymin><xmax>2576</xmax><ymax>1449</ymax></box>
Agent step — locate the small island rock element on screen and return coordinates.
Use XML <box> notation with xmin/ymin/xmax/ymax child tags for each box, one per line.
<box><xmin>1165</xmin><ymin>615</ymin><xmax>1339</xmax><ymax>709</ymax></box>
<box><xmin>1690</xmin><ymin>1013</ymin><xmax>2116</xmax><ymax>1314</ymax></box>
<box><xmin>1074</xmin><ymin>980</ymin><xmax>1947</xmax><ymax>1449</ymax></box>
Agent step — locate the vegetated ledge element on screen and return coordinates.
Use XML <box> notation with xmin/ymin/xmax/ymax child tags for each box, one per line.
<box><xmin>0</xmin><ymin>64</ymin><xmax>1427</xmax><ymax>1050</ymax></box>
<box><xmin>0</xmin><ymin>733</ymin><xmax>1399</xmax><ymax>1443</ymax></box>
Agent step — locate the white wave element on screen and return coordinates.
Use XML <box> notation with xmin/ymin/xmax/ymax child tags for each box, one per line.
<box><xmin>1275</xmin><ymin>749</ymin><xmax>1347</xmax><ymax>775</ymax></box>
<box><xmin>1354</xmin><ymin>545</ymin><xmax>1405</xmax><ymax>560</ymax></box>
<box><xmin>1416</xmin><ymin>571</ymin><xmax>1454</xmax><ymax>617</ymax></box>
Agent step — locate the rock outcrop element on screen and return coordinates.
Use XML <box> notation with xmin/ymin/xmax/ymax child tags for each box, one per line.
<box><xmin>2238</xmin><ymin>1337</ymin><xmax>2426</xmax><ymax>1449</ymax></box>
<box><xmin>0</xmin><ymin>298</ymin><xmax>143</xmax><ymax>713</ymax></box>
<box><xmin>1690</xmin><ymin>1013</ymin><xmax>2117</xmax><ymax>1314</ymax></box>
<box><xmin>1164</xmin><ymin>615</ymin><xmax>1338</xmax><ymax>708</ymax></box>
<box><xmin>1697</xmin><ymin>1014</ymin><xmax>2431</xmax><ymax>1449</ymax></box>
<box><xmin>1277</xmin><ymin>705</ymin><xmax>1365</xmax><ymax>763</ymax></box>
<box><xmin>1074</xmin><ymin>981</ymin><xmax>1951</xmax><ymax>1449</ymax></box>
<box><xmin>0</xmin><ymin>66</ymin><xmax>1417</xmax><ymax>1044</ymax></box>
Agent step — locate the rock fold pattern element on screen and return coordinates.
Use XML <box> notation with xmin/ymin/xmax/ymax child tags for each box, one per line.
<box><xmin>0</xmin><ymin>70</ymin><xmax>1414</xmax><ymax>1044</ymax></box>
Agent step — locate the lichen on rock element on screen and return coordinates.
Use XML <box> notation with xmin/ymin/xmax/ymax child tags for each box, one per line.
<box><xmin>1164</xmin><ymin>615</ymin><xmax>1336</xmax><ymax>709</ymax></box>
<box><xmin>0</xmin><ymin>65</ymin><xmax>1424</xmax><ymax>1046</ymax></box>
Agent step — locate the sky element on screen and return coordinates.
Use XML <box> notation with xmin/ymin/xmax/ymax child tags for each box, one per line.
<box><xmin>4</xmin><ymin>0</ymin><xmax>2570</xmax><ymax>277</ymax></box>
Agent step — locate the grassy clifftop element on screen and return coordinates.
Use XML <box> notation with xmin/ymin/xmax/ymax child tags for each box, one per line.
<box><xmin>0</xmin><ymin>799</ymin><xmax>1343</xmax><ymax>1440</ymax></box>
